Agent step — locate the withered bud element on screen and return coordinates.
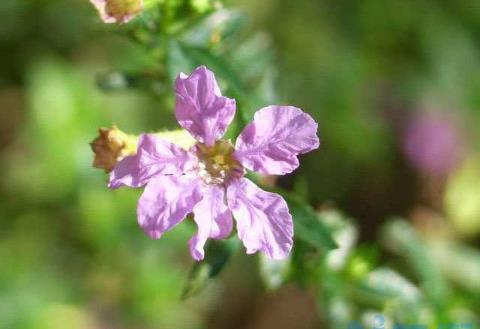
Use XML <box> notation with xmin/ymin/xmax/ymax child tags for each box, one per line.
<box><xmin>90</xmin><ymin>126</ymin><xmax>137</xmax><ymax>172</ymax></box>
<box><xmin>90</xmin><ymin>0</ymin><xmax>143</xmax><ymax>24</ymax></box>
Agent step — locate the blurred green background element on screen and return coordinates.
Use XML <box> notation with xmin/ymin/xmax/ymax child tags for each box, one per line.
<box><xmin>1</xmin><ymin>0</ymin><xmax>480</xmax><ymax>328</ymax></box>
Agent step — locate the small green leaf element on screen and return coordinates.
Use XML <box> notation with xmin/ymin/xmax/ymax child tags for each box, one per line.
<box><xmin>181</xmin><ymin>238</ymin><xmax>239</xmax><ymax>299</ymax></box>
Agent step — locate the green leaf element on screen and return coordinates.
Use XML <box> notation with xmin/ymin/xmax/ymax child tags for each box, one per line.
<box><xmin>176</xmin><ymin>9</ymin><xmax>247</xmax><ymax>48</ymax></box>
<box><xmin>381</xmin><ymin>219</ymin><xmax>449</xmax><ymax>305</ymax></box>
<box><xmin>321</xmin><ymin>209</ymin><xmax>359</xmax><ymax>271</ymax></box>
<box><xmin>351</xmin><ymin>267</ymin><xmax>422</xmax><ymax>307</ymax></box>
<box><xmin>166</xmin><ymin>40</ymin><xmax>196</xmax><ymax>81</ymax></box>
<box><xmin>228</xmin><ymin>32</ymin><xmax>274</xmax><ymax>83</ymax></box>
<box><xmin>427</xmin><ymin>240</ymin><xmax>480</xmax><ymax>294</ymax></box>
<box><xmin>284</xmin><ymin>195</ymin><xmax>338</xmax><ymax>251</ymax></box>
<box><xmin>259</xmin><ymin>254</ymin><xmax>290</xmax><ymax>290</ymax></box>
<box><xmin>177</xmin><ymin>45</ymin><xmax>246</xmax><ymax>97</ymax></box>
<box><xmin>181</xmin><ymin>238</ymin><xmax>239</xmax><ymax>299</ymax></box>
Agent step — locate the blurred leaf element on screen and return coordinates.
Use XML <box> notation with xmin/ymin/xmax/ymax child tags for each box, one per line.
<box><xmin>381</xmin><ymin>219</ymin><xmax>449</xmax><ymax>305</ymax></box>
<box><xmin>254</xmin><ymin>66</ymin><xmax>278</xmax><ymax>105</ymax></box>
<box><xmin>228</xmin><ymin>32</ymin><xmax>274</xmax><ymax>82</ymax></box>
<box><xmin>182</xmin><ymin>238</ymin><xmax>239</xmax><ymax>299</ymax></box>
<box><xmin>427</xmin><ymin>240</ymin><xmax>480</xmax><ymax>294</ymax></box>
<box><xmin>292</xmin><ymin>175</ymin><xmax>310</xmax><ymax>202</ymax></box>
<box><xmin>346</xmin><ymin>245</ymin><xmax>379</xmax><ymax>280</ymax></box>
<box><xmin>285</xmin><ymin>195</ymin><xmax>338</xmax><ymax>251</ymax></box>
<box><xmin>351</xmin><ymin>267</ymin><xmax>422</xmax><ymax>307</ymax></box>
<box><xmin>129</xmin><ymin>244</ymin><xmax>203</xmax><ymax>328</ymax></box>
<box><xmin>321</xmin><ymin>209</ymin><xmax>359</xmax><ymax>271</ymax></box>
<box><xmin>5</xmin><ymin>58</ymin><xmax>96</xmax><ymax>202</ymax></box>
<box><xmin>96</xmin><ymin>71</ymin><xmax>132</xmax><ymax>91</ymax></box>
<box><xmin>190</xmin><ymin>0</ymin><xmax>213</xmax><ymax>14</ymax></box>
<box><xmin>325</xmin><ymin>297</ymin><xmax>356</xmax><ymax>328</ymax></box>
<box><xmin>176</xmin><ymin>9</ymin><xmax>247</xmax><ymax>48</ymax></box>
<box><xmin>178</xmin><ymin>45</ymin><xmax>245</xmax><ymax>95</ymax></box>
<box><xmin>259</xmin><ymin>253</ymin><xmax>290</xmax><ymax>290</ymax></box>
<box><xmin>166</xmin><ymin>39</ymin><xmax>196</xmax><ymax>81</ymax></box>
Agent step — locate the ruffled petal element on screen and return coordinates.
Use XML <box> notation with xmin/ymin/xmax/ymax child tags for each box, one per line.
<box><xmin>175</xmin><ymin>66</ymin><xmax>236</xmax><ymax>146</ymax></box>
<box><xmin>137</xmin><ymin>175</ymin><xmax>203</xmax><ymax>239</ymax></box>
<box><xmin>227</xmin><ymin>178</ymin><xmax>293</xmax><ymax>260</ymax></box>
<box><xmin>107</xmin><ymin>154</ymin><xmax>139</xmax><ymax>188</ymax></box>
<box><xmin>235</xmin><ymin>106</ymin><xmax>319</xmax><ymax>175</ymax></box>
<box><xmin>108</xmin><ymin>134</ymin><xmax>196</xmax><ymax>189</ymax></box>
<box><xmin>189</xmin><ymin>185</ymin><xmax>233</xmax><ymax>261</ymax></box>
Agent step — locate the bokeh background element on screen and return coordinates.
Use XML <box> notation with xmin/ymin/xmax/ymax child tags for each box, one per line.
<box><xmin>1</xmin><ymin>0</ymin><xmax>480</xmax><ymax>328</ymax></box>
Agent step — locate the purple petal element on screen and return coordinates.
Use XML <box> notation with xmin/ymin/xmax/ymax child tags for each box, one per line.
<box><xmin>175</xmin><ymin>66</ymin><xmax>236</xmax><ymax>146</ymax></box>
<box><xmin>108</xmin><ymin>134</ymin><xmax>196</xmax><ymax>189</ymax></box>
<box><xmin>189</xmin><ymin>185</ymin><xmax>233</xmax><ymax>261</ymax></box>
<box><xmin>235</xmin><ymin>106</ymin><xmax>320</xmax><ymax>175</ymax></box>
<box><xmin>137</xmin><ymin>175</ymin><xmax>203</xmax><ymax>239</ymax></box>
<box><xmin>227</xmin><ymin>178</ymin><xmax>293</xmax><ymax>260</ymax></box>
<box><xmin>90</xmin><ymin>0</ymin><xmax>114</xmax><ymax>23</ymax></box>
<box><xmin>107</xmin><ymin>154</ymin><xmax>139</xmax><ymax>188</ymax></box>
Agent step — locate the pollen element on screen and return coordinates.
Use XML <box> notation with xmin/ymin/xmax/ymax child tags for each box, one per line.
<box><xmin>196</xmin><ymin>140</ymin><xmax>244</xmax><ymax>185</ymax></box>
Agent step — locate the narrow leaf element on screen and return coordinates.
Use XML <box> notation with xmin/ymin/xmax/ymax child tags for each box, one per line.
<box><xmin>284</xmin><ymin>195</ymin><xmax>338</xmax><ymax>251</ymax></box>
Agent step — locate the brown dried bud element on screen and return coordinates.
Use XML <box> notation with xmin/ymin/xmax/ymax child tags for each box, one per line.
<box><xmin>90</xmin><ymin>0</ymin><xmax>143</xmax><ymax>24</ymax></box>
<box><xmin>90</xmin><ymin>126</ymin><xmax>137</xmax><ymax>172</ymax></box>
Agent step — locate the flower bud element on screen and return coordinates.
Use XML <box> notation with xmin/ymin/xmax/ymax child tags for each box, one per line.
<box><xmin>90</xmin><ymin>0</ymin><xmax>143</xmax><ymax>24</ymax></box>
<box><xmin>90</xmin><ymin>126</ymin><xmax>137</xmax><ymax>172</ymax></box>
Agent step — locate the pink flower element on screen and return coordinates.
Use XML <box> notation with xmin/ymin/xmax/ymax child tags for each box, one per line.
<box><xmin>90</xmin><ymin>0</ymin><xmax>143</xmax><ymax>24</ymax></box>
<box><xmin>403</xmin><ymin>111</ymin><xmax>464</xmax><ymax>177</ymax></box>
<box><xmin>109</xmin><ymin>66</ymin><xmax>320</xmax><ymax>260</ymax></box>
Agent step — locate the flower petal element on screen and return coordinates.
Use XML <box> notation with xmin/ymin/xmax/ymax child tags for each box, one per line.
<box><xmin>189</xmin><ymin>185</ymin><xmax>233</xmax><ymax>261</ymax></box>
<box><xmin>108</xmin><ymin>134</ymin><xmax>196</xmax><ymax>188</ymax></box>
<box><xmin>137</xmin><ymin>175</ymin><xmax>203</xmax><ymax>239</ymax></box>
<box><xmin>90</xmin><ymin>0</ymin><xmax>114</xmax><ymax>23</ymax></box>
<box><xmin>175</xmin><ymin>66</ymin><xmax>236</xmax><ymax>146</ymax></box>
<box><xmin>107</xmin><ymin>154</ymin><xmax>139</xmax><ymax>188</ymax></box>
<box><xmin>227</xmin><ymin>178</ymin><xmax>293</xmax><ymax>259</ymax></box>
<box><xmin>235</xmin><ymin>106</ymin><xmax>320</xmax><ymax>175</ymax></box>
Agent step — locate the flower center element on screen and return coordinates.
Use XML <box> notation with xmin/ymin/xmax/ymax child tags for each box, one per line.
<box><xmin>195</xmin><ymin>140</ymin><xmax>244</xmax><ymax>185</ymax></box>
